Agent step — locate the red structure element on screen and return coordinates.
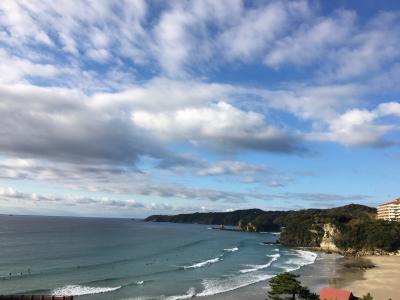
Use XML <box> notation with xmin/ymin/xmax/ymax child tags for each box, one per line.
<box><xmin>320</xmin><ymin>287</ymin><xmax>355</xmax><ymax>300</ymax></box>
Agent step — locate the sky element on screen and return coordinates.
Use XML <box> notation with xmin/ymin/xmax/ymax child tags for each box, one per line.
<box><xmin>0</xmin><ymin>0</ymin><xmax>399</xmax><ymax>218</ymax></box>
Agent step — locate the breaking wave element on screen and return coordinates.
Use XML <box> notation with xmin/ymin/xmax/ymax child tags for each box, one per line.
<box><xmin>239</xmin><ymin>253</ymin><xmax>280</xmax><ymax>274</ymax></box>
<box><xmin>127</xmin><ymin>287</ymin><xmax>196</xmax><ymax>300</ymax></box>
<box><xmin>163</xmin><ymin>287</ymin><xmax>197</xmax><ymax>300</ymax></box>
<box><xmin>183</xmin><ymin>257</ymin><xmax>221</xmax><ymax>269</ymax></box>
<box><xmin>51</xmin><ymin>284</ymin><xmax>121</xmax><ymax>296</ymax></box>
<box><xmin>197</xmin><ymin>273</ymin><xmax>274</xmax><ymax>297</ymax></box>
<box><xmin>277</xmin><ymin>249</ymin><xmax>318</xmax><ymax>272</ymax></box>
<box><xmin>223</xmin><ymin>247</ymin><xmax>239</xmax><ymax>252</ymax></box>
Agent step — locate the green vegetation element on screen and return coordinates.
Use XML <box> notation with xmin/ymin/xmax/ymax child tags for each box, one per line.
<box><xmin>335</xmin><ymin>218</ymin><xmax>400</xmax><ymax>252</ymax></box>
<box><xmin>361</xmin><ymin>293</ymin><xmax>374</xmax><ymax>300</ymax></box>
<box><xmin>267</xmin><ymin>272</ymin><xmax>318</xmax><ymax>300</ymax></box>
<box><xmin>278</xmin><ymin>204</ymin><xmax>400</xmax><ymax>253</ymax></box>
<box><xmin>145</xmin><ymin>209</ymin><xmax>286</xmax><ymax>232</ymax></box>
<box><xmin>146</xmin><ymin>204</ymin><xmax>400</xmax><ymax>254</ymax></box>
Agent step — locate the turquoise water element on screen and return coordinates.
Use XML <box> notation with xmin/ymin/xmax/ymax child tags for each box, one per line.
<box><xmin>0</xmin><ymin>215</ymin><xmax>317</xmax><ymax>299</ymax></box>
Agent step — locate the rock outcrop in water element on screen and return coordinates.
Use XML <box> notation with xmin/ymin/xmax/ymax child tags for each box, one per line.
<box><xmin>238</xmin><ymin>220</ymin><xmax>257</xmax><ymax>232</ymax></box>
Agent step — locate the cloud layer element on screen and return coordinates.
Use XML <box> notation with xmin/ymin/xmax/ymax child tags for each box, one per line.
<box><xmin>0</xmin><ymin>1</ymin><xmax>399</xmax><ymax>215</ymax></box>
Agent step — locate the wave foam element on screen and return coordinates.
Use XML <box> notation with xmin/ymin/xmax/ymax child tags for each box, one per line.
<box><xmin>163</xmin><ymin>287</ymin><xmax>196</xmax><ymax>300</ymax></box>
<box><xmin>239</xmin><ymin>253</ymin><xmax>280</xmax><ymax>274</ymax></box>
<box><xmin>183</xmin><ymin>257</ymin><xmax>221</xmax><ymax>269</ymax></box>
<box><xmin>295</xmin><ymin>250</ymin><xmax>317</xmax><ymax>265</ymax></box>
<box><xmin>127</xmin><ymin>287</ymin><xmax>196</xmax><ymax>300</ymax></box>
<box><xmin>51</xmin><ymin>284</ymin><xmax>121</xmax><ymax>296</ymax></box>
<box><xmin>223</xmin><ymin>247</ymin><xmax>238</xmax><ymax>252</ymax></box>
<box><xmin>198</xmin><ymin>273</ymin><xmax>273</xmax><ymax>297</ymax></box>
<box><xmin>277</xmin><ymin>249</ymin><xmax>317</xmax><ymax>272</ymax></box>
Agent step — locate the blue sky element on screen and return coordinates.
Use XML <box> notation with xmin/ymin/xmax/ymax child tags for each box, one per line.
<box><xmin>0</xmin><ymin>0</ymin><xmax>399</xmax><ymax>217</ymax></box>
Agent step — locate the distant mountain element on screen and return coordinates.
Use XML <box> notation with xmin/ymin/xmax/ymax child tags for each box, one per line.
<box><xmin>145</xmin><ymin>209</ymin><xmax>288</xmax><ymax>232</ymax></box>
<box><xmin>146</xmin><ymin>204</ymin><xmax>400</xmax><ymax>255</ymax></box>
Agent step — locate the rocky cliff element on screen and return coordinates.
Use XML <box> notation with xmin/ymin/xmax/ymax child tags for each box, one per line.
<box><xmin>238</xmin><ymin>221</ymin><xmax>258</xmax><ymax>232</ymax></box>
<box><xmin>145</xmin><ymin>204</ymin><xmax>400</xmax><ymax>255</ymax></box>
<box><xmin>319</xmin><ymin>223</ymin><xmax>341</xmax><ymax>252</ymax></box>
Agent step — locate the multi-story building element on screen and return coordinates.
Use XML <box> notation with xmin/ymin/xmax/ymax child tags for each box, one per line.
<box><xmin>377</xmin><ymin>198</ymin><xmax>400</xmax><ymax>221</ymax></box>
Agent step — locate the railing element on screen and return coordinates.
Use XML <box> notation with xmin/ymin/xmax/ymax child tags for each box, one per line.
<box><xmin>0</xmin><ymin>296</ymin><xmax>73</xmax><ymax>300</ymax></box>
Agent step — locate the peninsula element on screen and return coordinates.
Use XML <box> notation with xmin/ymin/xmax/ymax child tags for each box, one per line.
<box><xmin>146</xmin><ymin>204</ymin><xmax>400</xmax><ymax>256</ymax></box>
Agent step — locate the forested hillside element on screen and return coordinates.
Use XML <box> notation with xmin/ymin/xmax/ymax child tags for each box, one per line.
<box><xmin>145</xmin><ymin>209</ymin><xmax>287</xmax><ymax>232</ymax></box>
<box><xmin>145</xmin><ymin>204</ymin><xmax>400</xmax><ymax>254</ymax></box>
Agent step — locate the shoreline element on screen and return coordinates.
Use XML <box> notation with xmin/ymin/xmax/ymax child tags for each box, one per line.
<box><xmin>202</xmin><ymin>252</ymin><xmax>400</xmax><ymax>300</ymax></box>
<box><xmin>201</xmin><ymin>252</ymin><xmax>342</xmax><ymax>300</ymax></box>
<box><xmin>338</xmin><ymin>256</ymin><xmax>400</xmax><ymax>299</ymax></box>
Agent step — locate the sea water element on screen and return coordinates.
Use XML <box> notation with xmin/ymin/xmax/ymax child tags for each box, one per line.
<box><xmin>0</xmin><ymin>215</ymin><xmax>317</xmax><ymax>299</ymax></box>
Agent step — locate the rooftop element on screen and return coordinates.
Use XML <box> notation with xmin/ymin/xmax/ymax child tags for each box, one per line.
<box><xmin>378</xmin><ymin>198</ymin><xmax>400</xmax><ymax>207</ymax></box>
<box><xmin>319</xmin><ymin>287</ymin><xmax>354</xmax><ymax>300</ymax></box>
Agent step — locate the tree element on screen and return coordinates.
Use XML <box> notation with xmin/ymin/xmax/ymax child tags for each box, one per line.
<box><xmin>267</xmin><ymin>272</ymin><xmax>318</xmax><ymax>300</ymax></box>
<box><xmin>362</xmin><ymin>293</ymin><xmax>373</xmax><ymax>300</ymax></box>
<box><xmin>299</xmin><ymin>287</ymin><xmax>319</xmax><ymax>300</ymax></box>
<box><xmin>268</xmin><ymin>272</ymin><xmax>301</xmax><ymax>300</ymax></box>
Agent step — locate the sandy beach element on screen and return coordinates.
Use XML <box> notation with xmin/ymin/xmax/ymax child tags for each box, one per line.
<box><xmin>203</xmin><ymin>253</ymin><xmax>400</xmax><ymax>300</ymax></box>
<box><xmin>339</xmin><ymin>256</ymin><xmax>400</xmax><ymax>300</ymax></box>
<box><xmin>203</xmin><ymin>252</ymin><xmax>342</xmax><ymax>300</ymax></box>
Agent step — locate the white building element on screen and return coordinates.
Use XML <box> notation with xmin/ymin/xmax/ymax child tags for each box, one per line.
<box><xmin>377</xmin><ymin>198</ymin><xmax>400</xmax><ymax>221</ymax></box>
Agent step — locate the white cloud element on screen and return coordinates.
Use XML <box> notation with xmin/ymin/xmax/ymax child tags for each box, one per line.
<box><xmin>220</xmin><ymin>1</ymin><xmax>294</xmax><ymax>61</ymax></box>
<box><xmin>0</xmin><ymin>83</ymin><xmax>173</xmax><ymax>165</ymax></box>
<box><xmin>0</xmin><ymin>50</ymin><xmax>64</xmax><ymax>84</ymax></box>
<box><xmin>308</xmin><ymin>102</ymin><xmax>400</xmax><ymax>147</ymax></box>
<box><xmin>377</xmin><ymin>102</ymin><xmax>400</xmax><ymax>117</ymax></box>
<box><xmin>323</xmin><ymin>12</ymin><xmax>400</xmax><ymax>80</ymax></box>
<box><xmin>0</xmin><ymin>187</ymin><xmax>19</xmax><ymax>197</ymax></box>
<box><xmin>132</xmin><ymin>101</ymin><xmax>304</xmax><ymax>153</ymax></box>
<box><xmin>153</xmin><ymin>6</ymin><xmax>194</xmax><ymax>77</ymax></box>
<box><xmin>0</xmin><ymin>184</ymin><xmax>279</xmax><ymax>216</ymax></box>
<box><xmin>264</xmin><ymin>10</ymin><xmax>355</xmax><ymax>67</ymax></box>
<box><xmin>0</xmin><ymin>0</ymin><xmax>149</xmax><ymax>69</ymax></box>
<box><xmin>86</xmin><ymin>48</ymin><xmax>110</xmax><ymax>62</ymax></box>
<box><xmin>0</xmin><ymin>0</ymin><xmax>399</xmax><ymax>216</ymax></box>
<box><xmin>1</xmin><ymin>1</ymin><xmax>399</xmax><ymax>82</ymax></box>
<box><xmin>0</xmin><ymin>186</ymin><xmax>211</xmax><ymax>216</ymax></box>
<box><xmin>0</xmin><ymin>157</ymin><xmax>259</xmax><ymax>202</ymax></box>
<box><xmin>195</xmin><ymin>161</ymin><xmax>266</xmax><ymax>176</ymax></box>
<box><xmin>90</xmin><ymin>78</ymin><xmax>233</xmax><ymax>112</ymax></box>
<box><xmin>265</xmin><ymin>84</ymin><xmax>362</xmax><ymax>120</ymax></box>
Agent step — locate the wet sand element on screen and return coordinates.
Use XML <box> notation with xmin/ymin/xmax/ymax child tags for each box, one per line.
<box><xmin>339</xmin><ymin>256</ymin><xmax>400</xmax><ymax>300</ymax></box>
<box><xmin>203</xmin><ymin>253</ymin><xmax>400</xmax><ymax>300</ymax></box>
<box><xmin>203</xmin><ymin>252</ymin><xmax>343</xmax><ymax>300</ymax></box>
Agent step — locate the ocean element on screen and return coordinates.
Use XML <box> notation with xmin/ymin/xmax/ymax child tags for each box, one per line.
<box><xmin>0</xmin><ymin>215</ymin><xmax>317</xmax><ymax>299</ymax></box>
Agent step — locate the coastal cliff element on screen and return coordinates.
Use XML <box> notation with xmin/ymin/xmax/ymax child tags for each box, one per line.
<box><xmin>319</xmin><ymin>223</ymin><xmax>341</xmax><ymax>252</ymax></box>
<box><xmin>278</xmin><ymin>204</ymin><xmax>400</xmax><ymax>255</ymax></box>
<box><xmin>145</xmin><ymin>204</ymin><xmax>400</xmax><ymax>255</ymax></box>
<box><xmin>238</xmin><ymin>220</ymin><xmax>258</xmax><ymax>232</ymax></box>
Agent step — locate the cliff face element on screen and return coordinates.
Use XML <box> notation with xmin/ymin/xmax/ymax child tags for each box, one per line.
<box><xmin>319</xmin><ymin>223</ymin><xmax>340</xmax><ymax>252</ymax></box>
<box><xmin>238</xmin><ymin>221</ymin><xmax>258</xmax><ymax>232</ymax></box>
<box><xmin>146</xmin><ymin>204</ymin><xmax>400</xmax><ymax>255</ymax></box>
